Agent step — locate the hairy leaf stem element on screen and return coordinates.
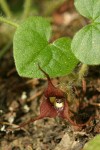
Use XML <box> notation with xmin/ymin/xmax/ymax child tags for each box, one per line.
<box><xmin>22</xmin><ymin>0</ymin><xmax>32</xmax><ymax>19</ymax></box>
<box><xmin>0</xmin><ymin>0</ymin><xmax>13</xmax><ymax>17</ymax></box>
<box><xmin>0</xmin><ymin>17</ymin><xmax>19</xmax><ymax>28</ymax></box>
<box><xmin>78</xmin><ymin>64</ymin><xmax>88</xmax><ymax>81</ymax></box>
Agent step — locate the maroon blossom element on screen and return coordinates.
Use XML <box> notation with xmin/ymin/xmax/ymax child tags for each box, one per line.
<box><xmin>16</xmin><ymin>66</ymin><xmax>91</xmax><ymax>130</ymax></box>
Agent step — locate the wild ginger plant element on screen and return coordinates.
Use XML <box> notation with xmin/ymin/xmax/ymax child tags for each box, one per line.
<box><xmin>0</xmin><ymin>0</ymin><xmax>100</xmax><ymax>130</ymax></box>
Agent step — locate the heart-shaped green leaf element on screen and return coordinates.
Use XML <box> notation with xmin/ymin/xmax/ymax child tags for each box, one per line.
<box><xmin>37</xmin><ymin>37</ymin><xmax>78</xmax><ymax>78</ymax></box>
<box><xmin>13</xmin><ymin>17</ymin><xmax>78</xmax><ymax>78</ymax></box>
<box><xmin>71</xmin><ymin>23</ymin><xmax>100</xmax><ymax>64</ymax></box>
<box><xmin>74</xmin><ymin>0</ymin><xmax>100</xmax><ymax>21</ymax></box>
<box><xmin>72</xmin><ymin>0</ymin><xmax>100</xmax><ymax>65</ymax></box>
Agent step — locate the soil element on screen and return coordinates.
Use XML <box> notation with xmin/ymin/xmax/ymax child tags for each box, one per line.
<box><xmin>0</xmin><ymin>0</ymin><xmax>100</xmax><ymax>150</ymax></box>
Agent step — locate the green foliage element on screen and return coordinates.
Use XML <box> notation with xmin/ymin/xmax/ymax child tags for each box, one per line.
<box><xmin>71</xmin><ymin>0</ymin><xmax>100</xmax><ymax>65</ymax></box>
<box><xmin>74</xmin><ymin>0</ymin><xmax>100</xmax><ymax>21</ymax></box>
<box><xmin>83</xmin><ymin>135</ymin><xmax>100</xmax><ymax>150</ymax></box>
<box><xmin>5</xmin><ymin>0</ymin><xmax>100</xmax><ymax>78</ymax></box>
<box><xmin>13</xmin><ymin>17</ymin><xmax>78</xmax><ymax>78</ymax></box>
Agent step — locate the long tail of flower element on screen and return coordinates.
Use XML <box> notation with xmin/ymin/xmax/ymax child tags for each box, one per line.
<box><xmin>63</xmin><ymin>100</ymin><xmax>93</xmax><ymax>127</ymax></box>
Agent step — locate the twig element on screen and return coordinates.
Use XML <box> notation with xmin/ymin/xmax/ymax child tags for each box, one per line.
<box><xmin>0</xmin><ymin>121</ymin><xmax>19</xmax><ymax>127</ymax></box>
<box><xmin>89</xmin><ymin>102</ymin><xmax>100</xmax><ymax>107</ymax></box>
<box><xmin>0</xmin><ymin>121</ymin><xmax>29</xmax><ymax>133</ymax></box>
<box><xmin>7</xmin><ymin>67</ymin><xmax>16</xmax><ymax>76</ymax></box>
<box><xmin>0</xmin><ymin>0</ymin><xmax>13</xmax><ymax>17</ymax></box>
<box><xmin>27</xmin><ymin>90</ymin><xmax>43</xmax><ymax>102</ymax></box>
<box><xmin>0</xmin><ymin>16</ymin><xmax>19</xmax><ymax>28</ymax></box>
<box><xmin>82</xmin><ymin>78</ymin><xmax>86</xmax><ymax>93</ymax></box>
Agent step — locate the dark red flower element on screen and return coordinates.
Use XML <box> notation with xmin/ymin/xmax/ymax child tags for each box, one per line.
<box><xmin>17</xmin><ymin>65</ymin><xmax>91</xmax><ymax>130</ymax></box>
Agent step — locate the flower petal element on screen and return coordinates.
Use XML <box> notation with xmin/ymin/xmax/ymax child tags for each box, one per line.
<box><xmin>60</xmin><ymin>100</ymin><xmax>91</xmax><ymax>127</ymax></box>
<box><xmin>40</xmin><ymin>97</ymin><xmax>57</xmax><ymax>118</ymax></box>
<box><xmin>38</xmin><ymin>65</ymin><xmax>65</xmax><ymax>98</ymax></box>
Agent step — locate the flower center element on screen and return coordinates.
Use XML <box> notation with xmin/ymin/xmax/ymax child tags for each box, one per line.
<box><xmin>50</xmin><ymin>97</ymin><xmax>64</xmax><ymax>110</ymax></box>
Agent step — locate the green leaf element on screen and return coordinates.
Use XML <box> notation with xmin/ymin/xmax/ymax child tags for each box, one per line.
<box><xmin>71</xmin><ymin>23</ymin><xmax>100</xmax><ymax>64</ymax></box>
<box><xmin>38</xmin><ymin>38</ymin><xmax>78</xmax><ymax>78</ymax></box>
<box><xmin>21</xmin><ymin>17</ymin><xmax>51</xmax><ymax>41</ymax></box>
<box><xmin>72</xmin><ymin>0</ymin><xmax>100</xmax><ymax>65</ymax></box>
<box><xmin>83</xmin><ymin>135</ymin><xmax>100</xmax><ymax>150</ymax></box>
<box><xmin>74</xmin><ymin>0</ymin><xmax>100</xmax><ymax>21</ymax></box>
<box><xmin>13</xmin><ymin>17</ymin><xmax>78</xmax><ymax>78</ymax></box>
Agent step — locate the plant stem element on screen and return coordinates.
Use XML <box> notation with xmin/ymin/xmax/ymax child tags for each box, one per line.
<box><xmin>78</xmin><ymin>64</ymin><xmax>88</xmax><ymax>81</ymax></box>
<box><xmin>0</xmin><ymin>0</ymin><xmax>13</xmax><ymax>17</ymax></box>
<box><xmin>0</xmin><ymin>16</ymin><xmax>19</xmax><ymax>28</ymax></box>
<box><xmin>22</xmin><ymin>0</ymin><xmax>32</xmax><ymax>19</ymax></box>
<box><xmin>0</xmin><ymin>41</ymin><xmax>12</xmax><ymax>59</ymax></box>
